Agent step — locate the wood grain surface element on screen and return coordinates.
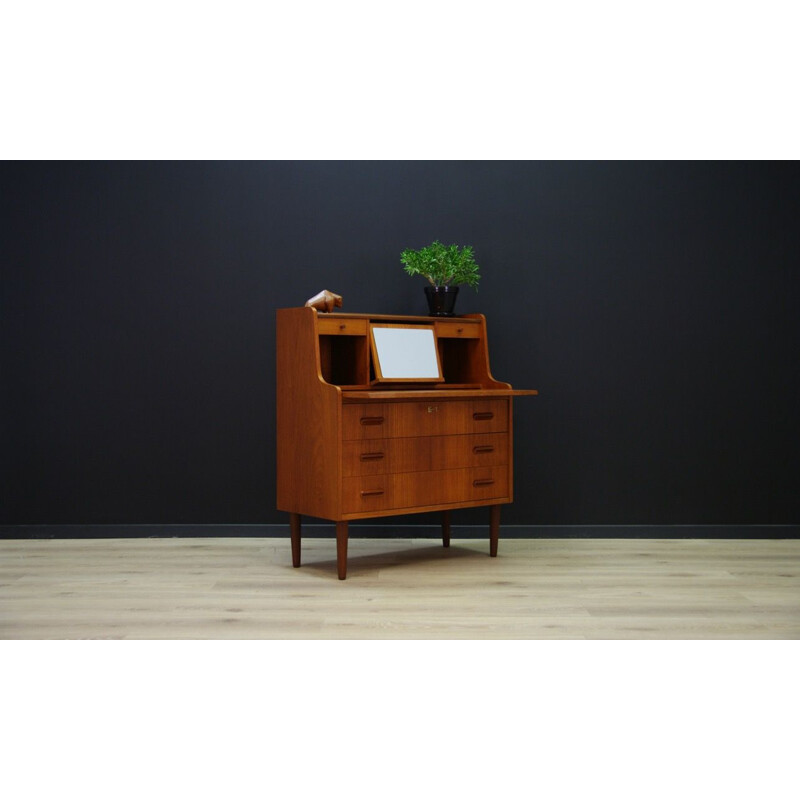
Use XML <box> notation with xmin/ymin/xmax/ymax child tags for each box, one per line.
<box><xmin>1</xmin><ymin>537</ymin><xmax>798</xmax><ymax>639</ymax></box>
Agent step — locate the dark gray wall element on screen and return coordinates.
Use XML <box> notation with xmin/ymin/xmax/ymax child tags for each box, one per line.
<box><xmin>2</xmin><ymin>161</ymin><xmax>799</xmax><ymax>531</ymax></box>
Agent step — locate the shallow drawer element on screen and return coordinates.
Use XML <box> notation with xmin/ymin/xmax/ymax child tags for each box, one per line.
<box><xmin>435</xmin><ymin>320</ymin><xmax>481</xmax><ymax>338</ymax></box>
<box><xmin>317</xmin><ymin>318</ymin><xmax>367</xmax><ymax>336</ymax></box>
<box><xmin>342</xmin><ymin>399</ymin><xmax>508</xmax><ymax>440</ymax></box>
<box><xmin>342</xmin><ymin>465</ymin><xmax>509</xmax><ymax>514</ymax></box>
<box><xmin>343</xmin><ymin>433</ymin><xmax>509</xmax><ymax>476</ymax></box>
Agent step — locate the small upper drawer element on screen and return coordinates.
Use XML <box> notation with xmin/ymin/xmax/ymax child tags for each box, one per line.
<box><xmin>435</xmin><ymin>321</ymin><xmax>480</xmax><ymax>339</ymax></box>
<box><xmin>318</xmin><ymin>318</ymin><xmax>368</xmax><ymax>336</ymax></box>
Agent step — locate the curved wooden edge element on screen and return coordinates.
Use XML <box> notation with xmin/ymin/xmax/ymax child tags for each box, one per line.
<box><xmin>469</xmin><ymin>313</ymin><xmax>512</xmax><ymax>390</ymax></box>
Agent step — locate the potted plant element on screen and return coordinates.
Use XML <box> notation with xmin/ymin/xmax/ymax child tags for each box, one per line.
<box><xmin>400</xmin><ymin>240</ymin><xmax>481</xmax><ymax>316</ymax></box>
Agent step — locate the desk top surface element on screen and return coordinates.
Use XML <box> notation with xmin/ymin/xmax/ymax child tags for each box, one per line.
<box><xmin>310</xmin><ymin>310</ymin><xmax>483</xmax><ymax>323</ymax></box>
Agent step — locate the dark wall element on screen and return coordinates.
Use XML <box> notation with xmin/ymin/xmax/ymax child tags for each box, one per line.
<box><xmin>2</xmin><ymin>161</ymin><xmax>799</xmax><ymax>528</ymax></box>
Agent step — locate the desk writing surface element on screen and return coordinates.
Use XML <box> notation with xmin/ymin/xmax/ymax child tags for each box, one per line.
<box><xmin>341</xmin><ymin>389</ymin><xmax>539</xmax><ymax>401</ymax></box>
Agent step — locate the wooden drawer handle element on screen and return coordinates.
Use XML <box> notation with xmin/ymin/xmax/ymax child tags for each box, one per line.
<box><xmin>360</xmin><ymin>416</ymin><xmax>385</xmax><ymax>426</ymax></box>
<box><xmin>473</xmin><ymin>412</ymin><xmax>494</xmax><ymax>421</ymax></box>
<box><xmin>360</xmin><ymin>452</ymin><xmax>385</xmax><ymax>461</ymax></box>
<box><xmin>360</xmin><ymin>489</ymin><xmax>385</xmax><ymax>497</ymax></box>
<box><xmin>473</xmin><ymin>479</ymin><xmax>495</xmax><ymax>487</ymax></box>
<box><xmin>473</xmin><ymin>445</ymin><xmax>495</xmax><ymax>454</ymax></box>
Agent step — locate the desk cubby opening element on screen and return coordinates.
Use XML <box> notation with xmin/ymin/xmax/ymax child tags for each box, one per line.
<box><xmin>438</xmin><ymin>336</ymin><xmax>482</xmax><ymax>385</ymax></box>
<box><xmin>319</xmin><ymin>334</ymin><xmax>369</xmax><ymax>386</ymax></box>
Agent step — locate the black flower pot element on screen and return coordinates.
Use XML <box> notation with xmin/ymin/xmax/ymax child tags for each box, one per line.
<box><xmin>424</xmin><ymin>285</ymin><xmax>459</xmax><ymax>316</ymax></box>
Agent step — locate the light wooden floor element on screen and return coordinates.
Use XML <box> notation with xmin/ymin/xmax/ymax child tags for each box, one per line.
<box><xmin>1</xmin><ymin>537</ymin><xmax>798</xmax><ymax>639</ymax></box>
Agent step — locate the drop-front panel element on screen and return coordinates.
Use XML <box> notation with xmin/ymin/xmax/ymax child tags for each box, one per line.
<box><xmin>276</xmin><ymin>307</ymin><xmax>536</xmax><ymax>579</ymax></box>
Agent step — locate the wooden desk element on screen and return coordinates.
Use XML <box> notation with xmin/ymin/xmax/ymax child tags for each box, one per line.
<box><xmin>276</xmin><ymin>308</ymin><xmax>537</xmax><ymax>579</ymax></box>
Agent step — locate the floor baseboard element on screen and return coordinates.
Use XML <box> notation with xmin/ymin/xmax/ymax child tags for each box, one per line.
<box><xmin>2</xmin><ymin>524</ymin><xmax>798</xmax><ymax>539</ymax></box>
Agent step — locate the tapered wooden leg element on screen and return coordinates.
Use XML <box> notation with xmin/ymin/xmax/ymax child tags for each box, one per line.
<box><xmin>336</xmin><ymin>521</ymin><xmax>349</xmax><ymax>580</ymax></box>
<box><xmin>290</xmin><ymin>513</ymin><xmax>301</xmax><ymax>567</ymax></box>
<box><xmin>489</xmin><ymin>505</ymin><xmax>500</xmax><ymax>557</ymax></box>
<box><xmin>442</xmin><ymin>510</ymin><xmax>451</xmax><ymax>548</ymax></box>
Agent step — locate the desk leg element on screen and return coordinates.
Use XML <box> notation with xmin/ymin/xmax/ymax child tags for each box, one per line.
<box><xmin>336</xmin><ymin>521</ymin><xmax>349</xmax><ymax>580</ymax></box>
<box><xmin>489</xmin><ymin>505</ymin><xmax>500</xmax><ymax>557</ymax></box>
<box><xmin>290</xmin><ymin>513</ymin><xmax>301</xmax><ymax>567</ymax></box>
<box><xmin>442</xmin><ymin>510</ymin><xmax>451</xmax><ymax>548</ymax></box>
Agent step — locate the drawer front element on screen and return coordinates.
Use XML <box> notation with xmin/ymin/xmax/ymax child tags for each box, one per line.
<box><xmin>343</xmin><ymin>473</ymin><xmax>394</xmax><ymax>513</ymax></box>
<box><xmin>342</xmin><ymin>400</ymin><xmax>508</xmax><ymax>440</ymax></box>
<box><xmin>434</xmin><ymin>320</ymin><xmax>481</xmax><ymax>339</ymax></box>
<box><xmin>343</xmin><ymin>433</ymin><xmax>508</xmax><ymax>476</ymax></box>
<box><xmin>342</xmin><ymin>466</ymin><xmax>509</xmax><ymax>514</ymax></box>
<box><xmin>317</xmin><ymin>318</ymin><xmax>368</xmax><ymax>336</ymax></box>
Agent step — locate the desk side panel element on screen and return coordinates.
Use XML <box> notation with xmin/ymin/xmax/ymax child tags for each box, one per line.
<box><xmin>276</xmin><ymin>307</ymin><xmax>341</xmax><ymax>520</ymax></box>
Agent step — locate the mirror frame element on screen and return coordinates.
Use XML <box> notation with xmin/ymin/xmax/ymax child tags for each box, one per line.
<box><xmin>369</xmin><ymin>323</ymin><xmax>444</xmax><ymax>383</ymax></box>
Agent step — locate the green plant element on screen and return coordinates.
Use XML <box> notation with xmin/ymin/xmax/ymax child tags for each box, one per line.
<box><xmin>400</xmin><ymin>240</ymin><xmax>481</xmax><ymax>289</ymax></box>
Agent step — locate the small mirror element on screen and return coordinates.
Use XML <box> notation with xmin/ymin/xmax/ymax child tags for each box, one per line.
<box><xmin>370</xmin><ymin>324</ymin><xmax>443</xmax><ymax>382</ymax></box>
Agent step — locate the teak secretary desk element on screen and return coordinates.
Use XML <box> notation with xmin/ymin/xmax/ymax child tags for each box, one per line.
<box><xmin>276</xmin><ymin>306</ymin><xmax>537</xmax><ymax>579</ymax></box>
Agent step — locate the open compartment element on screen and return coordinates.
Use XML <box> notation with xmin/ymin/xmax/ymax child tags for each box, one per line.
<box><xmin>318</xmin><ymin>334</ymin><xmax>370</xmax><ymax>387</ymax></box>
<box><xmin>437</xmin><ymin>336</ymin><xmax>484</xmax><ymax>385</ymax></box>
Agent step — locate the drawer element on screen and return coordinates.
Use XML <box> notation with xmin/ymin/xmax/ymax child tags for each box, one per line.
<box><xmin>342</xmin><ymin>399</ymin><xmax>508</xmax><ymax>440</ymax></box>
<box><xmin>342</xmin><ymin>466</ymin><xmax>509</xmax><ymax>514</ymax></box>
<box><xmin>343</xmin><ymin>433</ymin><xmax>508</xmax><ymax>476</ymax></box>
<box><xmin>318</xmin><ymin>318</ymin><xmax>368</xmax><ymax>336</ymax></box>
<box><xmin>434</xmin><ymin>320</ymin><xmax>481</xmax><ymax>338</ymax></box>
